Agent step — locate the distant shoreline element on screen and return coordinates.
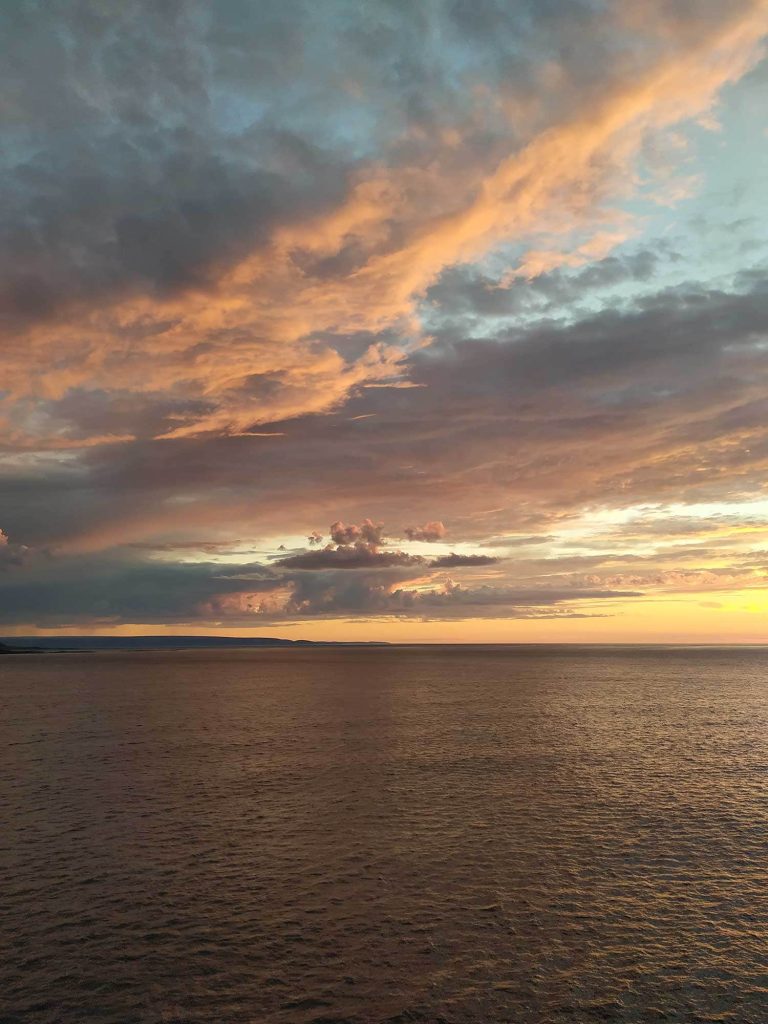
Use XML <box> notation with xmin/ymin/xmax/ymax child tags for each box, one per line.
<box><xmin>0</xmin><ymin>636</ymin><xmax>391</xmax><ymax>654</ymax></box>
<box><xmin>2</xmin><ymin>637</ymin><xmax>767</xmax><ymax>654</ymax></box>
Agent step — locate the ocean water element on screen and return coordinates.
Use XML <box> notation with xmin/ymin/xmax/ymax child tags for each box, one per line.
<box><xmin>2</xmin><ymin>645</ymin><xmax>768</xmax><ymax>1024</ymax></box>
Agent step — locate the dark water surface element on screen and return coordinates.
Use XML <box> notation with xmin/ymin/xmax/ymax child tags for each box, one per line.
<box><xmin>2</xmin><ymin>646</ymin><xmax>768</xmax><ymax>1023</ymax></box>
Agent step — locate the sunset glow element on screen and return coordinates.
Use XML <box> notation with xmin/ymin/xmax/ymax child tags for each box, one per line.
<box><xmin>2</xmin><ymin>0</ymin><xmax>768</xmax><ymax>641</ymax></box>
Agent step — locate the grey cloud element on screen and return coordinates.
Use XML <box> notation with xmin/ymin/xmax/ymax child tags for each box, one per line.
<box><xmin>0</xmin><ymin>552</ymin><xmax>277</xmax><ymax>625</ymax></box>
<box><xmin>1</xmin><ymin>2</ymin><xmax>353</xmax><ymax>327</ymax></box>
<box><xmin>428</xmin><ymin>553</ymin><xmax>500</xmax><ymax>568</ymax></box>
<box><xmin>0</xmin><ymin>528</ymin><xmax>31</xmax><ymax>570</ymax></box>
<box><xmin>424</xmin><ymin>247</ymin><xmax>667</xmax><ymax>322</ymax></box>
<box><xmin>416</xmin><ymin>277</ymin><xmax>768</xmax><ymax>401</ymax></box>
<box><xmin>3</xmin><ymin>270</ymin><xmax>768</xmax><ymax>559</ymax></box>
<box><xmin>0</xmin><ymin>3</ymin><xmax>470</xmax><ymax>325</ymax></box>
<box><xmin>282</xmin><ymin>571</ymin><xmax>641</xmax><ymax>620</ymax></box>
<box><xmin>277</xmin><ymin>519</ymin><xmax>500</xmax><ymax>571</ymax></box>
<box><xmin>411</xmin><ymin>582</ymin><xmax>642</xmax><ymax>610</ymax></box>
<box><xmin>1</xmin><ymin>0</ymin><xmax>724</xmax><ymax>335</ymax></box>
<box><xmin>0</xmin><ymin>547</ymin><xmax>637</xmax><ymax>626</ymax></box>
<box><xmin>276</xmin><ymin>546</ymin><xmax>423</xmax><ymax>571</ymax></box>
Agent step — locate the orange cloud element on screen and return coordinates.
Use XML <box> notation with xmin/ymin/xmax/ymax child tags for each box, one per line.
<box><xmin>1</xmin><ymin>1</ymin><xmax>765</xmax><ymax>447</ymax></box>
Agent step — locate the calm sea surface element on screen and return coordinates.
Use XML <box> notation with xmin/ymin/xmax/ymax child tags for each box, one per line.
<box><xmin>2</xmin><ymin>646</ymin><xmax>768</xmax><ymax>1024</ymax></box>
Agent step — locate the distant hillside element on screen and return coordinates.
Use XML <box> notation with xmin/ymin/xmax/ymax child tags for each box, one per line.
<box><xmin>1</xmin><ymin>636</ymin><xmax>389</xmax><ymax>652</ymax></box>
<box><xmin>0</xmin><ymin>640</ymin><xmax>45</xmax><ymax>653</ymax></box>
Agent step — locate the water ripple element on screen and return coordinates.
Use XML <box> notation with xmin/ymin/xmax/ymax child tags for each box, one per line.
<box><xmin>1</xmin><ymin>646</ymin><xmax>767</xmax><ymax>1023</ymax></box>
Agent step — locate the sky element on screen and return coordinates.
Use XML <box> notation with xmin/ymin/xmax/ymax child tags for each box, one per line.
<box><xmin>1</xmin><ymin>0</ymin><xmax>768</xmax><ymax>642</ymax></box>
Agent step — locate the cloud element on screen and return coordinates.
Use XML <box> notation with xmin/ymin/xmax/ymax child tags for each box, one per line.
<box><xmin>0</xmin><ymin>543</ymin><xmax>640</xmax><ymax>627</ymax></box>
<box><xmin>428</xmin><ymin>553</ymin><xmax>500</xmax><ymax>568</ymax></box>
<box><xmin>275</xmin><ymin>519</ymin><xmax>500</xmax><ymax>571</ymax></box>
<box><xmin>0</xmin><ymin>552</ymin><xmax>277</xmax><ymax>625</ymax></box>
<box><xmin>277</xmin><ymin>570</ymin><xmax>642</xmax><ymax>620</ymax></box>
<box><xmin>329</xmin><ymin>519</ymin><xmax>385</xmax><ymax>547</ymax></box>
<box><xmin>2</xmin><ymin>2</ymin><xmax>768</xmax><ymax>634</ymax></box>
<box><xmin>580</xmin><ymin>567</ymin><xmax>767</xmax><ymax>592</ymax></box>
<box><xmin>2</xmin><ymin>1</ymin><xmax>765</xmax><ymax>442</ymax></box>
<box><xmin>276</xmin><ymin>546</ymin><xmax>423</xmax><ymax>570</ymax></box>
<box><xmin>405</xmin><ymin>521</ymin><xmax>447</xmax><ymax>542</ymax></box>
<box><xmin>424</xmin><ymin>247</ymin><xmax>667</xmax><ymax>321</ymax></box>
<box><xmin>4</xmin><ymin>271</ymin><xmax>768</xmax><ymax>562</ymax></box>
<box><xmin>0</xmin><ymin>527</ymin><xmax>31</xmax><ymax>570</ymax></box>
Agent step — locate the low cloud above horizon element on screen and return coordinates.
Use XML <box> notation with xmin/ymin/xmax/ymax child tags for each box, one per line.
<box><xmin>2</xmin><ymin>0</ymin><xmax>767</xmax><ymax>642</ymax></box>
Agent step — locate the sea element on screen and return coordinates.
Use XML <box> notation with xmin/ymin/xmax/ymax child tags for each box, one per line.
<box><xmin>2</xmin><ymin>645</ymin><xmax>767</xmax><ymax>1024</ymax></box>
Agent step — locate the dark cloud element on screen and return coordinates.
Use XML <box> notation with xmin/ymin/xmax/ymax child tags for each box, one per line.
<box><xmin>424</xmin><ymin>247</ymin><xmax>669</xmax><ymax>322</ymax></box>
<box><xmin>0</xmin><ymin>528</ymin><xmax>31</xmax><ymax>570</ymax></box>
<box><xmin>0</xmin><ymin>551</ymin><xmax>276</xmax><ymax>625</ymax></box>
<box><xmin>2</xmin><ymin>0</ymin><xmax>668</xmax><ymax>330</ymax></box>
<box><xmin>0</xmin><ymin>544</ymin><xmax>639</xmax><ymax>627</ymax></box>
<box><xmin>276</xmin><ymin>546</ymin><xmax>423</xmax><ymax>570</ymax></box>
<box><xmin>429</xmin><ymin>553</ymin><xmax>500</xmax><ymax>568</ymax></box>
<box><xmin>0</xmin><ymin>1</ymin><xmax>352</xmax><ymax>327</ymax></box>
<box><xmin>282</xmin><ymin>572</ymin><xmax>641</xmax><ymax>620</ymax></box>
<box><xmin>3</xmin><ymin>272</ymin><xmax>768</xmax><ymax>559</ymax></box>
<box><xmin>276</xmin><ymin>519</ymin><xmax>500</xmax><ymax>571</ymax></box>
